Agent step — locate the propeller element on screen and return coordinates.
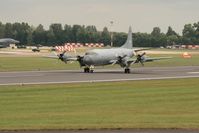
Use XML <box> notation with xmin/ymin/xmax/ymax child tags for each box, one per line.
<box><xmin>135</xmin><ymin>52</ymin><xmax>146</xmax><ymax>66</ymax></box>
<box><xmin>116</xmin><ymin>55</ymin><xmax>128</xmax><ymax>67</ymax></box>
<box><xmin>57</xmin><ymin>51</ymin><xmax>66</xmax><ymax>62</ymax></box>
<box><xmin>77</xmin><ymin>55</ymin><xmax>85</xmax><ymax>67</ymax></box>
<box><xmin>117</xmin><ymin>55</ymin><xmax>127</xmax><ymax>64</ymax></box>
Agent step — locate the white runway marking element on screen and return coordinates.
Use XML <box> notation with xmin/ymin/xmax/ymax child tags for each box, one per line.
<box><xmin>188</xmin><ymin>72</ymin><xmax>199</xmax><ymax>74</ymax></box>
<box><xmin>0</xmin><ymin>74</ymin><xmax>43</xmax><ymax>78</ymax></box>
<box><xmin>0</xmin><ymin>75</ymin><xmax>199</xmax><ymax>86</ymax></box>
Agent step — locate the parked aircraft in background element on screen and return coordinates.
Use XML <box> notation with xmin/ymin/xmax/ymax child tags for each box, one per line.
<box><xmin>49</xmin><ymin>27</ymin><xmax>170</xmax><ymax>73</ymax></box>
<box><xmin>0</xmin><ymin>38</ymin><xmax>20</xmax><ymax>48</ymax></box>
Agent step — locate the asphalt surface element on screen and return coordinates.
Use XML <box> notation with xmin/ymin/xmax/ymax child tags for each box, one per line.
<box><xmin>0</xmin><ymin>66</ymin><xmax>199</xmax><ymax>85</ymax></box>
<box><xmin>0</xmin><ymin>129</ymin><xmax>199</xmax><ymax>133</ymax></box>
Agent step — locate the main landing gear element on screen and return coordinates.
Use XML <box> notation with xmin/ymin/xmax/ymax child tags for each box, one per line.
<box><xmin>84</xmin><ymin>66</ymin><xmax>130</xmax><ymax>74</ymax></box>
<box><xmin>84</xmin><ymin>66</ymin><xmax>94</xmax><ymax>73</ymax></box>
<box><xmin>84</xmin><ymin>67</ymin><xmax>90</xmax><ymax>73</ymax></box>
<box><xmin>124</xmin><ymin>68</ymin><xmax>130</xmax><ymax>73</ymax></box>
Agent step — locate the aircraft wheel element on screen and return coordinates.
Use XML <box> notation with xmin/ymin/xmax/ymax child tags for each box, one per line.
<box><xmin>128</xmin><ymin>69</ymin><xmax>131</xmax><ymax>73</ymax></box>
<box><xmin>84</xmin><ymin>67</ymin><xmax>90</xmax><ymax>73</ymax></box>
<box><xmin>124</xmin><ymin>68</ymin><xmax>130</xmax><ymax>74</ymax></box>
<box><xmin>87</xmin><ymin>68</ymin><xmax>90</xmax><ymax>73</ymax></box>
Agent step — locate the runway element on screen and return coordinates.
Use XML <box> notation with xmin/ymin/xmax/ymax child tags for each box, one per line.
<box><xmin>0</xmin><ymin>66</ymin><xmax>199</xmax><ymax>85</ymax></box>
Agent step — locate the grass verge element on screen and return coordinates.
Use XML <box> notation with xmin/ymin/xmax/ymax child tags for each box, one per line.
<box><xmin>0</xmin><ymin>54</ymin><xmax>199</xmax><ymax>71</ymax></box>
<box><xmin>0</xmin><ymin>78</ymin><xmax>199</xmax><ymax>130</ymax></box>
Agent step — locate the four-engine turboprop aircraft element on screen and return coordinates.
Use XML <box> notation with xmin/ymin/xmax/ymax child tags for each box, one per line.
<box><xmin>50</xmin><ymin>27</ymin><xmax>170</xmax><ymax>73</ymax></box>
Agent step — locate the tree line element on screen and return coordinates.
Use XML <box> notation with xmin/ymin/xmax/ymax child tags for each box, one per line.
<box><xmin>0</xmin><ymin>21</ymin><xmax>198</xmax><ymax>47</ymax></box>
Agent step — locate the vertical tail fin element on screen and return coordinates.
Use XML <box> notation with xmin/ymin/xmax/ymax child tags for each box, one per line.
<box><xmin>121</xmin><ymin>26</ymin><xmax>133</xmax><ymax>49</ymax></box>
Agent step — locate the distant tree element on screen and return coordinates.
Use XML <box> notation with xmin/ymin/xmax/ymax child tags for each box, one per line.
<box><xmin>182</xmin><ymin>23</ymin><xmax>198</xmax><ymax>44</ymax></box>
<box><xmin>150</xmin><ymin>27</ymin><xmax>167</xmax><ymax>47</ymax></box>
<box><xmin>26</xmin><ymin>27</ymin><xmax>33</xmax><ymax>45</ymax></box>
<box><xmin>166</xmin><ymin>26</ymin><xmax>179</xmax><ymax>45</ymax></box>
<box><xmin>4</xmin><ymin>23</ymin><xmax>14</xmax><ymax>38</ymax></box>
<box><xmin>0</xmin><ymin>21</ymin><xmax>198</xmax><ymax>46</ymax></box>
<box><xmin>100</xmin><ymin>27</ymin><xmax>110</xmax><ymax>46</ymax></box>
<box><xmin>193</xmin><ymin>22</ymin><xmax>199</xmax><ymax>43</ymax></box>
<box><xmin>46</xmin><ymin>29</ymin><xmax>56</xmax><ymax>45</ymax></box>
<box><xmin>85</xmin><ymin>25</ymin><xmax>99</xmax><ymax>43</ymax></box>
<box><xmin>0</xmin><ymin>22</ymin><xmax>5</xmax><ymax>38</ymax></box>
<box><xmin>183</xmin><ymin>24</ymin><xmax>195</xmax><ymax>38</ymax></box>
<box><xmin>133</xmin><ymin>32</ymin><xmax>152</xmax><ymax>47</ymax></box>
<box><xmin>71</xmin><ymin>25</ymin><xmax>82</xmax><ymax>43</ymax></box>
<box><xmin>86</xmin><ymin>25</ymin><xmax>97</xmax><ymax>33</ymax></box>
<box><xmin>10</xmin><ymin>22</ymin><xmax>32</xmax><ymax>44</ymax></box>
<box><xmin>167</xmin><ymin>35</ymin><xmax>178</xmax><ymax>45</ymax></box>
<box><xmin>112</xmin><ymin>32</ymin><xmax>127</xmax><ymax>47</ymax></box>
<box><xmin>32</xmin><ymin>24</ymin><xmax>46</xmax><ymax>45</ymax></box>
<box><xmin>76</xmin><ymin>25</ymin><xmax>86</xmax><ymax>43</ymax></box>
<box><xmin>63</xmin><ymin>24</ymin><xmax>72</xmax><ymax>43</ymax></box>
<box><xmin>151</xmin><ymin>27</ymin><xmax>161</xmax><ymax>37</ymax></box>
<box><xmin>49</xmin><ymin>23</ymin><xmax>64</xmax><ymax>44</ymax></box>
<box><xmin>166</xmin><ymin>26</ymin><xmax>178</xmax><ymax>36</ymax></box>
<box><xmin>12</xmin><ymin>23</ymin><xmax>21</xmax><ymax>39</ymax></box>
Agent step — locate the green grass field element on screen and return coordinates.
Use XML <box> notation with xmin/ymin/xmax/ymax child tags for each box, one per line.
<box><xmin>0</xmin><ymin>54</ymin><xmax>199</xmax><ymax>71</ymax></box>
<box><xmin>0</xmin><ymin>57</ymin><xmax>79</xmax><ymax>71</ymax></box>
<box><xmin>0</xmin><ymin>78</ymin><xmax>199</xmax><ymax>130</ymax></box>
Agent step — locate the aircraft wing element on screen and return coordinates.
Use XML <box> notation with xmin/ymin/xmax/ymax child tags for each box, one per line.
<box><xmin>65</xmin><ymin>57</ymin><xmax>78</xmax><ymax>61</ymax></box>
<box><xmin>45</xmin><ymin>55</ymin><xmax>78</xmax><ymax>61</ymax></box>
<box><xmin>110</xmin><ymin>56</ymin><xmax>171</xmax><ymax>66</ymax></box>
<box><xmin>134</xmin><ymin>48</ymin><xmax>150</xmax><ymax>52</ymax></box>
<box><xmin>45</xmin><ymin>55</ymin><xmax>59</xmax><ymax>59</ymax></box>
<box><xmin>127</xmin><ymin>57</ymin><xmax>172</xmax><ymax>65</ymax></box>
<box><xmin>140</xmin><ymin>57</ymin><xmax>172</xmax><ymax>62</ymax></box>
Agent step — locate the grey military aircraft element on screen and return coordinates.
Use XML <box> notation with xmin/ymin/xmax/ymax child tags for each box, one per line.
<box><xmin>50</xmin><ymin>27</ymin><xmax>170</xmax><ymax>73</ymax></box>
<box><xmin>0</xmin><ymin>38</ymin><xmax>20</xmax><ymax>48</ymax></box>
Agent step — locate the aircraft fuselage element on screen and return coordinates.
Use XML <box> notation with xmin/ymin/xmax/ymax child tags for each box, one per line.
<box><xmin>82</xmin><ymin>48</ymin><xmax>135</xmax><ymax>66</ymax></box>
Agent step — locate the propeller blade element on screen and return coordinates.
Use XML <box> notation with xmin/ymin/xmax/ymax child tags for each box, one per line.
<box><xmin>55</xmin><ymin>51</ymin><xmax>67</xmax><ymax>62</ymax></box>
<box><xmin>77</xmin><ymin>55</ymin><xmax>85</xmax><ymax>67</ymax></box>
<box><xmin>136</xmin><ymin>52</ymin><xmax>146</xmax><ymax>66</ymax></box>
<box><xmin>141</xmin><ymin>52</ymin><xmax>146</xmax><ymax>57</ymax></box>
<box><xmin>59</xmin><ymin>51</ymin><xmax>65</xmax><ymax>57</ymax></box>
<box><xmin>117</xmin><ymin>55</ymin><xmax>127</xmax><ymax>64</ymax></box>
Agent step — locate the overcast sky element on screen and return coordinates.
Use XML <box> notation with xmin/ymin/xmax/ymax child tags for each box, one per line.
<box><xmin>0</xmin><ymin>0</ymin><xmax>198</xmax><ymax>33</ymax></box>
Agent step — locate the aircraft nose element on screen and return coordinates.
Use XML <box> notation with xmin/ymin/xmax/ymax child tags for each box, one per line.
<box><xmin>83</xmin><ymin>56</ymin><xmax>92</xmax><ymax>65</ymax></box>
